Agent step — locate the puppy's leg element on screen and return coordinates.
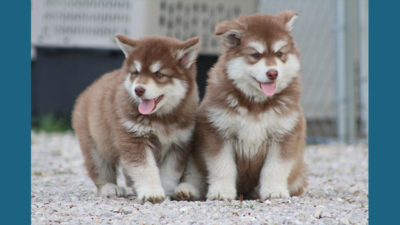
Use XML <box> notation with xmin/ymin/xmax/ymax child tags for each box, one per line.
<box><xmin>206</xmin><ymin>141</ymin><xmax>237</xmax><ymax>201</ymax></box>
<box><xmin>122</xmin><ymin>168</ymin><xmax>136</xmax><ymax>196</ymax></box>
<box><xmin>76</xmin><ymin>132</ymin><xmax>125</xmax><ymax>197</ymax></box>
<box><xmin>175</xmin><ymin>156</ymin><xmax>206</xmax><ymax>200</ymax></box>
<box><xmin>121</xmin><ymin>147</ymin><xmax>165</xmax><ymax>203</ymax></box>
<box><xmin>259</xmin><ymin>142</ymin><xmax>293</xmax><ymax>199</ymax></box>
<box><xmin>159</xmin><ymin>149</ymin><xmax>186</xmax><ymax>198</ymax></box>
<box><xmin>288</xmin><ymin>162</ymin><xmax>307</xmax><ymax>196</ymax></box>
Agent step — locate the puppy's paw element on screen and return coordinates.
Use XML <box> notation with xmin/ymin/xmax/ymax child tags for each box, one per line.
<box><xmin>174</xmin><ymin>182</ymin><xmax>199</xmax><ymax>201</ymax></box>
<box><xmin>137</xmin><ymin>187</ymin><xmax>166</xmax><ymax>203</ymax></box>
<box><xmin>98</xmin><ymin>183</ymin><xmax>126</xmax><ymax>197</ymax></box>
<box><xmin>207</xmin><ymin>184</ymin><xmax>236</xmax><ymax>201</ymax></box>
<box><xmin>260</xmin><ymin>186</ymin><xmax>290</xmax><ymax>199</ymax></box>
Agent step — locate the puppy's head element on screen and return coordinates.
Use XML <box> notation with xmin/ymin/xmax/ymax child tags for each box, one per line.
<box><xmin>215</xmin><ymin>11</ymin><xmax>301</xmax><ymax>101</ymax></box>
<box><xmin>115</xmin><ymin>35</ymin><xmax>200</xmax><ymax>115</ymax></box>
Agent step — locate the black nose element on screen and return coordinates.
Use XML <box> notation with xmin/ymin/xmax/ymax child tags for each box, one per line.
<box><xmin>266</xmin><ymin>69</ymin><xmax>278</xmax><ymax>80</ymax></box>
<box><xmin>135</xmin><ymin>86</ymin><xmax>146</xmax><ymax>97</ymax></box>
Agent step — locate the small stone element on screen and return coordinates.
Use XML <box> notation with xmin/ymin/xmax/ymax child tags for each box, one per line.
<box><xmin>314</xmin><ymin>207</ymin><xmax>323</xmax><ymax>219</ymax></box>
<box><xmin>103</xmin><ymin>212</ymin><xmax>112</xmax><ymax>217</ymax></box>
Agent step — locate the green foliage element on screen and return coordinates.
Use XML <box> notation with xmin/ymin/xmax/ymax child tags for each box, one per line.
<box><xmin>32</xmin><ymin>113</ymin><xmax>72</xmax><ymax>132</ymax></box>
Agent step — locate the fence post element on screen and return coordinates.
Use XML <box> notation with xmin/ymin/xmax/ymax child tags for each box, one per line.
<box><xmin>358</xmin><ymin>0</ymin><xmax>368</xmax><ymax>140</ymax></box>
<box><xmin>336</xmin><ymin>0</ymin><xmax>358</xmax><ymax>144</ymax></box>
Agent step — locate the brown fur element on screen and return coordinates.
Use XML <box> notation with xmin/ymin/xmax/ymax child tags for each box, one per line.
<box><xmin>191</xmin><ymin>11</ymin><xmax>307</xmax><ymax>200</ymax></box>
<box><xmin>72</xmin><ymin>35</ymin><xmax>199</xmax><ymax>202</ymax></box>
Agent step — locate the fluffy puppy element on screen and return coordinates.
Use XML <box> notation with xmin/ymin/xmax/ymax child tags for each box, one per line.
<box><xmin>72</xmin><ymin>34</ymin><xmax>200</xmax><ymax>203</ymax></box>
<box><xmin>176</xmin><ymin>11</ymin><xmax>307</xmax><ymax>201</ymax></box>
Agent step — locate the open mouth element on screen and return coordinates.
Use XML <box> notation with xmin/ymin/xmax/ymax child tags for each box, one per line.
<box><xmin>259</xmin><ymin>81</ymin><xmax>276</xmax><ymax>96</ymax></box>
<box><xmin>138</xmin><ymin>95</ymin><xmax>164</xmax><ymax>115</ymax></box>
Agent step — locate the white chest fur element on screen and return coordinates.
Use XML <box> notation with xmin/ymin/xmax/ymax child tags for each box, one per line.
<box><xmin>206</xmin><ymin>105</ymin><xmax>299</xmax><ymax>158</ymax></box>
<box><xmin>120</xmin><ymin>118</ymin><xmax>194</xmax><ymax>155</ymax></box>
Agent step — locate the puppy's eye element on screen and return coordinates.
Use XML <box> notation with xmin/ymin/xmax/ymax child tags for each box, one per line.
<box><xmin>155</xmin><ymin>71</ymin><xmax>164</xmax><ymax>78</ymax></box>
<box><xmin>251</xmin><ymin>53</ymin><xmax>261</xmax><ymax>59</ymax></box>
<box><xmin>276</xmin><ymin>51</ymin><xmax>283</xmax><ymax>57</ymax></box>
<box><xmin>132</xmin><ymin>71</ymin><xmax>139</xmax><ymax>76</ymax></box>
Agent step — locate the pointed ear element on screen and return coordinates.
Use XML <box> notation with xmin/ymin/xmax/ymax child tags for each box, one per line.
<box><xmin>215</xmin><ymin>20</ymin><xmax>245</xmax><ymax>48</ymax></box>
<box><xmin>115</xmin><ymin>34</ymin><xmax>137</xmax><ymax>58</ymax></box>
<box><xmin>277</xmin><ymin>10</ymin><xmax>298</xmax><ymax>31</ymax></box>
<box><xmin>175</xmin><ymin>37</ymin><xmax>200</xmax><ymax>69</ymax></box>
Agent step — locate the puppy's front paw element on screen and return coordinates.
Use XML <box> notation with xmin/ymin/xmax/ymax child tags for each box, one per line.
<box><xmin>137</xmin><ymin>187</ymin><xmax>166</xmax><ymax>203</ymax></box>
<box><xmin>260</xmin><ymin>186</ymin><xmax>290</xmax><ymax>199</ymax></box>
<box><xmin>174</xmin><ymin>182</ymin><xmax>199</xmax><ymax>201</ymax></box>
<box><xmin>98</xmin><ymin>183</ymin><xmax>126</xmax><ymax>197</ymax></box>
<box><xmin>207</xmin><ymin>184</ymin><xmax>236</xmax><ymax>201</ymax></box>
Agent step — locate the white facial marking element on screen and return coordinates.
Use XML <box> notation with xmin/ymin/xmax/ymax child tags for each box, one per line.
<box><xmin>207</xmin><ymin>106</ymin><xmax>299</xmax><ymax>159</ymax></box>
<box><xmin>274</xmin><ymin>53</ymin><xmax>301</xmax><ymax>94</ymax></box>
<box><xmin>272</xmin><ymin>40</ymin><xmax>287</xmax><ymax>52</ymax></box>
<box><xmin>149</xmin><ymin>61</ymin><xmax>162</xmax><ymax>73</ymax></box>
<box><xmin>248</xmin><ymin>41</ymin><xmax>265</xmax><ymax>53</ymax></box>
<box><xmin>121</xmin><ymin>148</ymin><xmax>165</xmax><ymax>201</ymax></box>
<box><xmin>134</xmin><ymin>61</ymin><xmax>141</xmax><ymax>72</ymax></box>
<box><xmin>124</xmin><ymin>74</ymin><xmax>188</xmax><ymax>115</ymax></box>
<box><xmin>227</xmin><ymin>58</ymin><xmax>277</xmax><ymax>102</ymax></box>
<box><xmin>259</xmin><ymin>141</ymin><xmax>294</xmax><ymax>199</ymax></box>
<box><xmin>205</xmin><ymin>141</ymin><xmax>237</xmax><ymax>200</ymax></box>
<box><xmin>226</xmin><ymin>51</ymin><xmax>300</xmax><ymax>101</ymax></box>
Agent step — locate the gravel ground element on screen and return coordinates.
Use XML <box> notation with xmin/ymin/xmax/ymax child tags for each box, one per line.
<box><xmin>31</xmin><ymin>132</ymin><xmax>368</xmax><ymax>225</ymax></box>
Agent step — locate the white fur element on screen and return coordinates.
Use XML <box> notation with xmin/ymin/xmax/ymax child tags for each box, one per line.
<box><xmin>159</xmin><ymin>151</ymin><xmax>185</xmax><ymax>197</ymax></box>
<box><xmin>134</xmin><ymin>61</ymin><xmax>141</xmax><ymax>72</ymax></box>
<box><xmin>176</xmin><ymin>43</ymin><xmax>200</xmax><ymax>69</ymax></box>
<box><xmin>226</xmin><ymin>52</ymin><xmax>300</xmax><ymax>101</ymax></box>
<box><xmin>221</xmin><ymin>29</ymin><xmax>243</xmax><ymax>47</ymax></box>
<box><xmin>248</xmin><ymin>41</ymin><xmax>265</xmax><ymax>53</ymax></box>
<box><xmin>98</xmin><ymin>183</ymin><xmax>126</xmax><ymax>197</ymax></box>
<box><xmin>272</xmin><ymin>40</ymin><xmax>287</xmax><ymax>52</ymax></box>
<box><xmin>149</xmin><ymin>61</ymin><xmax>162</xmax><ymax>73</ymax></box>
<box><xmin>124</xmin><ymin>75</ymin><xmax>188</xmax><ymax>115</ymax></box>
<box><xmin>226</xmin><ymin>94</ymin><xmax>239</xmax><ymax>108</ymax></box>
<box><xmin>286</xmin><ymin>15</ymin><xmax>298</xmax><ymax>31</ymax></box>
<box><xmin>205</xmin><ymin>141</ymin><xmax>237</xmax><ymax>200</ymax></box>
<box><xmin>274</xmin><ymin>54</ymin><xmax>301</xmax><ymax>94</ymax></box>
<box><xmin>115</xmin><ymin>37</ymin><xmax>134</xmax><ymax>57</ymax></box>
<box><xmin>289</xmin><ymin>175</ymin><xmax>304</xmax><ymax>194</ymax></box>
<box><xmin>175</xmin><ymin>156</ymin><xmax>206</xmax><ymax>200</ymax></box>
<box><xmin>207</xmin><ymin>106</ymin><xmax>299</xmax><ymax>159</ymax></box>
<box><xmin>122</xmin><ymin>148</ymin><xmax>165</xmax><ymax>201</ymax></box>
<box><xmin>121</xmin><ymin>119</ymin><xmax>194</xmax><ymax>151</ymax></box>
<box><xmin>258</xmin><ymin>141</ymin><xmax>294</xmax><ymax>199</ymax></box>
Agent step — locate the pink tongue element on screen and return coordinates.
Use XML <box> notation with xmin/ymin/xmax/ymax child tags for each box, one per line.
<box><xmin>138</xmin><ymin>99</ymin><xmax>155</xmax><ymax>115</ymax></box>
<box><xmin>260</xmin><ymin>82</ymin><xmax>276</xmax><ymax>96</ymax></box>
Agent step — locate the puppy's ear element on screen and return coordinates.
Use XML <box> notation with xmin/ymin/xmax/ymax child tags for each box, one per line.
<box><xmin>115</xmin><ymin>34</ymin><xmax>137</xmax><ymax>57</ymax></box>
<box><xmin>276</xmin><ymin>10</ymin><xmax>298</xmax><ymax>31</ymax></box>
<box><xmin>215</xmin><ymin>20</ymin><xmax>245</xmax><ymax>48</ymax></box>
<box><xmin>175</xmin><ymin>37</ymin><xmax>200</xmax><ymax>69</ymax></box>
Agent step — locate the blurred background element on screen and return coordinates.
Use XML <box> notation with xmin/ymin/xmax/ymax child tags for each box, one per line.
<box><xmin>31</xmin><ymin>0</ymin><xmax>368</xmax><ymax>144</ymax></box>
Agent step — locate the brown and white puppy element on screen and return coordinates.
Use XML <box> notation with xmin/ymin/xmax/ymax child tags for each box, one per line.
<box><xmin>176</xmin><ymin>11</ymin><xmax>307</xmax><ymax>201</ymax></box>
<box><xmin>72</xmin><ymin>34</ymin><xmax>200</xmax><ymax>203</ymax></box>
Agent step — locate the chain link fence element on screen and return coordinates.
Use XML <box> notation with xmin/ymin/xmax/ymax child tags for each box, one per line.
<box><xmin>31</xmin><ymin>0</ymin><xmax>368</xmax><ymax>144</ymax></box>
<box><xmin>259</xmin><ymin>0</ymin><xmax>368</xmax><ymax>144</ymax></box>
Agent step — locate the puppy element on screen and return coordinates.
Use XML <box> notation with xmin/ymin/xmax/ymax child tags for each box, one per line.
<box><xmin>176</xmin><ymin>11</ymin><xmax>307</xmax><ymax>201</ymax></box>
<box><xmin>72</xmin><ymin>34</ymin><xmax>200</xmax><ymax>203</ymax></box>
